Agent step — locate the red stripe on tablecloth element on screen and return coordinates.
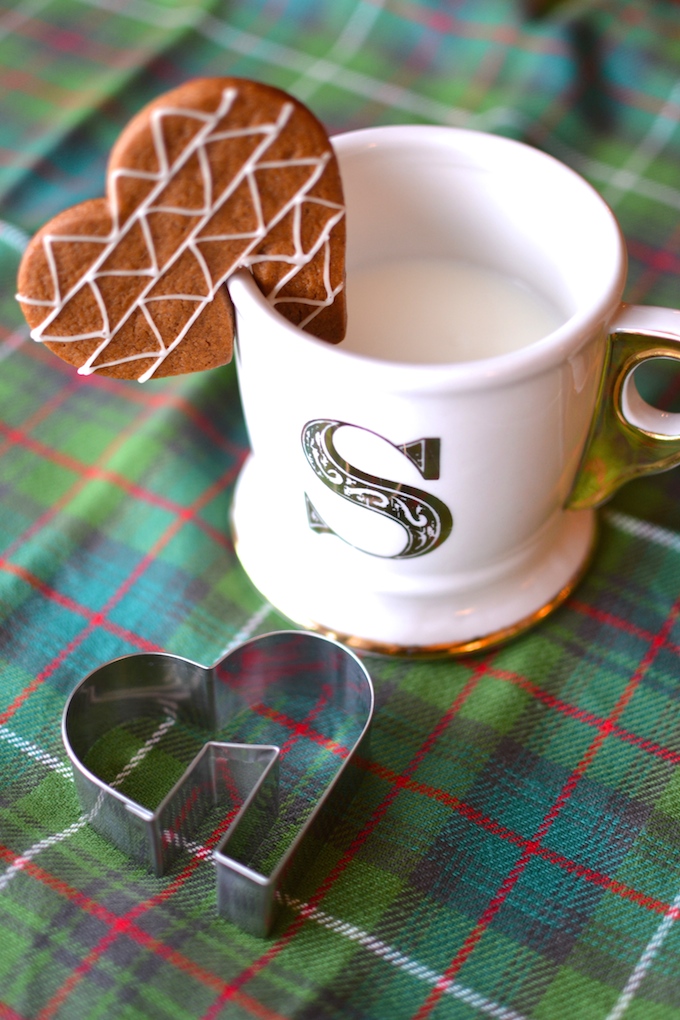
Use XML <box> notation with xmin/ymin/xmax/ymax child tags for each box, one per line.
<box><xmin>411</xmin><ymin>596</ymin><xmax>680</xmax><ymax>1019</ymax></box>
<box><xmin>627</xmin><ymin>238</ymin><xmax>680</xmax><ymax>276</ymax></box>
<box><xmin>0</xmin><ymin>379</ymin><xmax>81</xmax><ymax>459</ymax></box>
<box><xmin>625</xmin><ymin>222</ymin><xmax>680</xmax><ymax>304</ymax></box>
<box><xmin>392</xmin><ymin>2</ymin><xmax>564</xmax><ymax>53</ymax></box>
<box><xmin>36</xmin><ymin>839</ymin><xmax>236</xmax><ymax>1020</ymax></box>
<box><xmin>165</xmin><ymin>391</ymin><xmax>244</xmax><ymax>458</ymax></box>
<box><xmin>276</xmin><ymin>683</ymin><xmax>336</xmax><ymax>758</ymax></box>
<box><xmin>19</xmin><ymin>342</ymin><xmax>241</xmax><ymax>456</ymax></box>
<box><xmin>199</xmin><ymin>660</ymin><xmax>491</xmax><ymax>1019</ymax></box>
<box><xmin>571</xmin><ymin>598</ymin><xmax>663</xmax><ymax>644</ymax></box>
<box><xmin>0</xmin><ymin>420</ymin><xmax>235</xmax><ymax>550</ymax></box>
<box><xmin>252</xmin><ymin>700</ymin><xmax>350</xmax><ymax>760</ymax></box>
<box><xmin>9</xmin><ymin>13</ymin><xmax>159</xmax><ymax>67</ymax></box>
<box><xmin>23</xmin><ymin>21</ymin><xmax>128</xmax><ymax>62</ymax></box>
<box><xmin>0</xmin><ymin>558</ymin><xmax>161</xmax><ymax>653</ymax></box>
<box><xmin>34</xmin><ymin>798</ymin><xmax>240</xmax><ymax>1020</ymax></box>
<box><xmin>610</xmin><ymin>79</ymin><xmax>680</xmax><ymax>119</ymax></box>
<box><xmin>0</xmin><ymin>465</ymin><xmax>237</xmax><ymax>726</ymax></box>
<box><xmin>0</xmin><ymin>1002</ymin><xmax>30</xmax><ymax>1019</ymax></box>
<box><xmin>0</xmin><ymin>396</ymin><xmax>168</xmax><ymax>562</ymax></box>
<box><xmin>486</xmin><ymin>664</ymin><xmax>680</xmax><ymax>766</ymax></box>
<box><xmin>365</xmin><ymin>760</ymin><xmax>672</xmax><ymax>915</ymax></box>
<box><xmin>572</xmin><ymin>596</ymin><xmax>680</xmax><ymax>660</ymax></box>
<box><xmin>0</xmin><ymin>68</ymin><xmax>78</xmax><ymax>107</ymax></box>
<box><xmin>0</xmin><ymin>845</ymin><xmax>285</xmax><ymax>1020</ymax></box>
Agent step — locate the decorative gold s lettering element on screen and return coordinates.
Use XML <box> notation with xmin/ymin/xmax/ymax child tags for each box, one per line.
<box><xmin>302</xmin><ymin>419</ymin><xmax>453</xmax><ymax>559</ymax></box>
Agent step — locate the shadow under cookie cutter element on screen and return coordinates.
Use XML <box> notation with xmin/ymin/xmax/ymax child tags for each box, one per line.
<box><xmin>62</xmin><ymin>630</ymin><xmax>374</xmax><ymax>937</ymax></box>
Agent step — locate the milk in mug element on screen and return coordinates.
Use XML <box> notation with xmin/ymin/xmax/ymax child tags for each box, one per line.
<box><xmin>343</xmin><ymin>257</ymin><xmax>564</xmax><ymax>363</ymax></box>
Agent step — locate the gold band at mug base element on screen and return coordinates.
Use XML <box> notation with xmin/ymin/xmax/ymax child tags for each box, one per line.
<box><xmin>234</xmin><ymin>519</ymin><xmax>597</xmax><ymax>659</ymax></box>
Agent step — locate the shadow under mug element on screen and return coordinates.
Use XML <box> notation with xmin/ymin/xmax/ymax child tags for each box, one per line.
<box><xmin>229</xmin><ymin>125</ymin><xmax>680</xmax><ymax>656</ymax></box>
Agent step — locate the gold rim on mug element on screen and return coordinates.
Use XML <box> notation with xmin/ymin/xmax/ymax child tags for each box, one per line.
<box><xmin>233</xmin><ymin>516</ymin><xmax>598</xmax><ymax>659</ymax></box>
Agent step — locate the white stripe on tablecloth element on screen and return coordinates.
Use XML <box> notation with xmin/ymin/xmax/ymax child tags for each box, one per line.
<box><xmin>604</xmin><ymin>509</ymin><xmax>680</xmax><ymax>554</ymax></box>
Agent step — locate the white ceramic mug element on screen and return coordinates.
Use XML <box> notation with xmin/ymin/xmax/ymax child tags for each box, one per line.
<box><xmin>228</xmin><ymin>125</ymin><xmax>680</xmax><ymax>656</ymax></box>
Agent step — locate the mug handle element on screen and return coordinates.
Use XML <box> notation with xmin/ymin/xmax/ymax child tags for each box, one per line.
<box><xmin>568</xmin><ymin>304</ymin><xmax>680</xmax><ymax>510</ymax></box>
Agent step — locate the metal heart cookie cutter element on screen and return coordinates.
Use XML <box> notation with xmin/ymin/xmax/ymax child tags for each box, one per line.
<box><xmin>62</xmin><ymin>630</ymin><xmax>373</xmax><ymax>937</ymax></box>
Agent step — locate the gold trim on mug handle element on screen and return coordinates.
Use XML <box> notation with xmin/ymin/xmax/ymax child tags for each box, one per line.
<box><xmin>568</xmin><ymin>306</ymin><xmax>680</xmax><ymax>510</ymax></box>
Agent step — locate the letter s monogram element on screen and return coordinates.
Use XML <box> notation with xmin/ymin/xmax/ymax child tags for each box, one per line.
<box><xmin>302</xmin><ymin>419</ymin><xmax>453</xmax><ymax>559</ymax></box>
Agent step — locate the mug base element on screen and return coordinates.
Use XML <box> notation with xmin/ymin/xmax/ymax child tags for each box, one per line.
<box><xmin>231</xmin><ymin>456</ymin><xmax>596</xmax><ymax>658</ymax></box>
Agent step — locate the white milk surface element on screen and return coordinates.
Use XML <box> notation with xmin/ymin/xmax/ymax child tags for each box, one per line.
<box><xmin>342</xmin><ymin>257</ymin><xmax>563</xmax><ymax>363</ymax></box>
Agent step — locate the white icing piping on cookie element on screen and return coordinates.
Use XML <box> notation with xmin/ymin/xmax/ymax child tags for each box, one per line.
<box><xmin>18</xmin><ymin>86</ymin><xmax>345</xmax><ymax>381</ymax></box>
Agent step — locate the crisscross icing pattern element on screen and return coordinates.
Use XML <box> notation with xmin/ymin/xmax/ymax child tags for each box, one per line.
<box><xmin>17</xmin><ymin>80</ymin><xmax>346</xmax><ymax>381</ymax></box>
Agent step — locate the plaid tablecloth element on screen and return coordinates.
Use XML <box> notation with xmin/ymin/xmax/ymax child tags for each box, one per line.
<box><xmin>3</xmin><ymin>1</ymin><xmax>680</xmax><ymax>1017</ymax></box>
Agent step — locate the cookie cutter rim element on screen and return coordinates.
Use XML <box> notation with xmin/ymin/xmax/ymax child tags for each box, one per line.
<box><xmin>62</xmin><ymin>629</ymin><xmax>374</xmax><ymax>937</ymax></box>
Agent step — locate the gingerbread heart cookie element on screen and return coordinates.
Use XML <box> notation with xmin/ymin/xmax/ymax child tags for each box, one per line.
<box><xmin>17</xmin><ymin>78</ymin><xmax>346</xmax><ymax>381</ymax></box>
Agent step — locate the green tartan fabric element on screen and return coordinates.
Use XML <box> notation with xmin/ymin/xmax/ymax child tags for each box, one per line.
<box><xmin>2</xmin><ymin>0</ymin><xmax>680</xmax><ymax>1017</ymax></box>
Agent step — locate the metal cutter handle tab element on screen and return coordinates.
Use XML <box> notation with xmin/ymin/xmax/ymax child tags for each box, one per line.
<box><xmin>61</xmin><ymin>631</ymin><xmax>374</xmax><ymax>937</ymax></box>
